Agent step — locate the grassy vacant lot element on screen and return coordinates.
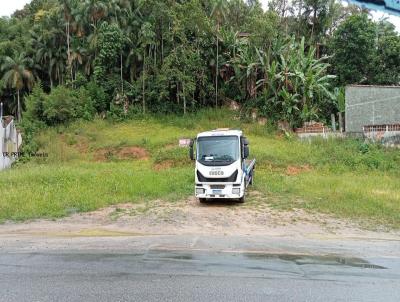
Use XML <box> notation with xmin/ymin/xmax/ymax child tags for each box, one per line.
<box><xmin>1</xmin><ymin>109</ymin><xmax>399</xmax><ymax>228</ymax></box>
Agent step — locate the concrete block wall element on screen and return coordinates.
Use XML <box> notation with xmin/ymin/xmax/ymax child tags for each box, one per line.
<box><xmin>345</xmin><ymin>85</ymin><xmax>400</xmax><ymax>133</ymax></box>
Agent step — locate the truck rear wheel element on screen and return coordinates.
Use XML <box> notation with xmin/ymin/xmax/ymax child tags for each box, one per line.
<box><xmin>199</xmin><ymin>198</ymin><xmax>207</xmax><ymax>203</ymax></box>
<box><xmin>249</xmin><ymin>171</ymin><xmax>254</xmax><ymax>186</ymax></box>
<box><xmin>238</xmin><ymin>195</ymin><xmax>245</xmax><ymax>203</ymax></box>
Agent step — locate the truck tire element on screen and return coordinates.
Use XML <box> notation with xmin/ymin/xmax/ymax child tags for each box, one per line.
<box><xmin>238</xmin><ymin>195</ymin><xmax>245</xmax><ymax>203</ymax></box>
<box><xmin>249</xmin><ymin>170</ymin><xmax>254</xmax><ymax>186</ymax></box>
<box><xmin>199</xmin><ymin>198</ymin><xmax>207</xmax><ymax>203</ymax></box>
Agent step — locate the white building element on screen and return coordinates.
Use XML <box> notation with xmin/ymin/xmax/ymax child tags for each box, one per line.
<box><xmin>1</xmin><ymin>116</ymin><xmax>22</xmax><ymax>171</ymax></box>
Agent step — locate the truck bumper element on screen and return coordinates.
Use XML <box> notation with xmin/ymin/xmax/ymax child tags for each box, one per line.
<box><xmin>195</xmin><ymin>183</ymin><xmax>244</xmax><ymax>199</ymax></box>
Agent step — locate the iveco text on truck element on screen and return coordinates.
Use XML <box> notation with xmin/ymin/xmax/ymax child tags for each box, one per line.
<box><xmin>189</xmin><ymin>129</ymin><xmax>256</xmax><ymax>203</ymax></box>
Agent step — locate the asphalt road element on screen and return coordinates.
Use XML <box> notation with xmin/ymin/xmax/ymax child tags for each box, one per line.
<box><xmin>1</xmin><ymin>248</ymin><xmax>400</xmax><ymax>302</ymax></box>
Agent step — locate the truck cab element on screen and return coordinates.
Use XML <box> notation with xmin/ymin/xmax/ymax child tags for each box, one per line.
<box><xmin>189</xmin><ymin>129</ymin><xmax>255</xmax><ymax>203</ymax></box>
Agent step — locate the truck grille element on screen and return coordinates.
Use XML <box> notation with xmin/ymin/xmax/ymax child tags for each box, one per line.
<box><xmin>210</xmin><ymin>185</ymin><xmax>225</xmax><ymax>189</ymax></box>
<box><xmin>196</xmin><ymin>170</ymin><xmax>238</xmax><ymax>183</ymax></box>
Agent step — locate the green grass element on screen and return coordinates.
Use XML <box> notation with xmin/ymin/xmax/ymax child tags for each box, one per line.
<box><xmin>1</xmin><ymin>108</ymin><xmax>399</xmax><ymax>228</ymax></box>
<box><xmin>1</xmin><ymin>162</ymin><xmax>192</xmax><ymax>221</ymax></box>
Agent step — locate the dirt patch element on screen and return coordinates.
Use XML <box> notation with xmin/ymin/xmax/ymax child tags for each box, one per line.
<box><xmin>286</xmin><ymin>165</ymin><xmax>312</xmax><ymax>176</ymax></box>
<box><xmin>118</xmin><ymin>147</ymin><xmax>149</xmax><ymax>159</ymax></box>
<box><xmin>3</xmin><ymin>191</ymin><xmax>399</xmax><ymax>242</ymax></box>
<box><xmin>95</xmin><ymin>146</ymin><xmax>149</xmax><ymax>161</ymax></box>
<box><xmin>75</xmin><ymin>140</ymin><xmax>89</xmax><ymax>153</ymax></box>
<box><xmin>154</xmin><ymin>160</ymin><xmax>175</xmax><ymax>171</ymax></box>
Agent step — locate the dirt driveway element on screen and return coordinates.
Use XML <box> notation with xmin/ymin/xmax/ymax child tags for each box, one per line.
<box><xmin>1</xmin><ymin>192</ymin><xmax>399</xmax><ymax>242</ymax></box>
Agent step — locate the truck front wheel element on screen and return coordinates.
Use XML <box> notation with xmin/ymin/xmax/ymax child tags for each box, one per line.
<box><xmin>199</xmin><ymin>198</ymin><xmax>207</xmax><ymax>203</ymax></box>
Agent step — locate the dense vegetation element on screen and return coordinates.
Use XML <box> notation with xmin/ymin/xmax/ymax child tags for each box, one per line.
<box><xmin>1</xmin><ymin>0</ymin><xmax>399</xmax><ymax>129</ymax></box>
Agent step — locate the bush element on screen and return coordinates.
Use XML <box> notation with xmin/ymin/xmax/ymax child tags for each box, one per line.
<box><xmin>86</xmin><ymin>80</ymin><xmax>109</xmax><ymax>113</ymax></box>
<box><xmin>43</xmin><ymin>86</ymin><xmax>80</xmax><ymax>124</ymax></box>
<box><xmin>24</xmin><ymin>84</ymin><xmax>96</xmax><ymax>126</ymax></box>
<box><xmin>24</xmin><ymin>83</ymin><xmax>47</xmax><ymax>122</ymax></box>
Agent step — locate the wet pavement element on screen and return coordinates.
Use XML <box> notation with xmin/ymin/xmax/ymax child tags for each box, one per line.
<box><xmin>1</xmin><ymin>247</ymin><xmax>400</xmax><ymax>302</ymax></box>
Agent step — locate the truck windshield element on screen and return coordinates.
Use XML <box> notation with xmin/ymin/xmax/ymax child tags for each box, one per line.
<box><xmin>197</xmin><ymin>136</ymin><xmax>239</xmax><ymax>166</ymax></box>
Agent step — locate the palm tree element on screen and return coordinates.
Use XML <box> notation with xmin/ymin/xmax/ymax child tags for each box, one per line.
<box><xmin>32</xmin><ymin>23</ymin><xmax>66</xmax><ymax>89</ymax></box>
<box><xmin>60</xmin><ymin>0</ymin><xmax>74</xmax><ymax>68</ymax></box>
<box><xmin>69</xmin><ymin>41</ymin><xmax>87</xmax><ymax>81</ymax></box>
<box><xmin>84</xmin><ymin>0</ymin><xmax>108</xmax><ymax>27</ymax></box>
<box><xmin>210</xmin><ymin>0</ymin><xmax>227</xmax><ymax>108</ymax></box>
<box><xmin>1</xmin><ymin>53</ymin><xmax>35</xmax><ymax>121</ymax></box>
<box><xmin>139</xmin><ymin>22</ymin><xmax>155</xmax><ymax>114</ymax></box>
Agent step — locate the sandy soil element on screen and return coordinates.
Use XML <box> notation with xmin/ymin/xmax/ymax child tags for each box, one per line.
<box><xmin>1</xmin><ymin>191</ymin><xmax>399</xmax><ymax>243</ymax></box>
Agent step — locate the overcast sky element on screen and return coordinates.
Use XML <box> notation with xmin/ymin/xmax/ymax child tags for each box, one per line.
<box><xmin>1</xmin><ymin>0</ymin><xmax>399</xmax><ymax>31</ymax></box>
<box><xmin>0</xmin><ymin>0</ymin><xmax>29</xmax><ymax>17</ymax></box>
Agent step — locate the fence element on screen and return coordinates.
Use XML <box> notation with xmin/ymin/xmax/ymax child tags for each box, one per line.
<box><xmin>363</xmin><ymin>124</ymin><xmax>400</xmax><ymax>147</ymax></box>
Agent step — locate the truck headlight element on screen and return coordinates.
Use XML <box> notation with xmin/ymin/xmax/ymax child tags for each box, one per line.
<box><xmin>232</xmin><ymin>188</ymin><xmax>240</xmax><ymax>195</ymax></box>
<box><xmin>196</xmin><ymin>188</ymin><xmax>205</xmax><ymax>195</ymax></box>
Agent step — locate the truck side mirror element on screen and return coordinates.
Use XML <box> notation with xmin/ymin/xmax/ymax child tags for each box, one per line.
<box><xmin>189</xmin><ymin>139</ymin><xmax>194</xmax><ymax>161</ymax></box>
<box><xmin>242</xmin><ymin>137</ymin><xmax>249</xmax><ymax>159</ymax></box>
<box><xmin>243</xmin><ymin>145</ymin><xmax>249</xmax><ymax>159</ymax></box>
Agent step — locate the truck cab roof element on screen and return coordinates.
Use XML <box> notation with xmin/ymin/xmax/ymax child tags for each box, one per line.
<box><xmin>197</xmin><ymin>129</ymin><xmax>243</xmax><ymax>138</ymax></box>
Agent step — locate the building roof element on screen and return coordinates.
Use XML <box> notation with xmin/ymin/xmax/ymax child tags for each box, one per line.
<box><xmin>197</xmin><ymin>129</ymin><xmax>243</xmax><ymax>138</ymax></box>
<box><xmin>346</xmin><ymin>85</ymin><xmax>400</xmax><ymax>89</ymax></box>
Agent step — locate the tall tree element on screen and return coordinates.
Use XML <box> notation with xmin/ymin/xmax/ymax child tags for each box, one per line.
<box><xmin>211</xmin><ymin>0</ymin><xmax>227</xmax><ymax>108</ymax></box>
<box><xmin>1</xmin><ymin>53</ymin><xmax>35</xmax><ymax>121</ymax></box>
<box><xmin>372</xmin><ymin>21</ymin><xmax>400</xmax><ymax>85</ymax></box>
<box><xmin>60</xmin><ymin>0</ymin><xmax>74</xmax><ymax>73</ymax></box>
<box><xmin>139</xmin><ymin>22</ymin><xmax>155</xmax><ymax>114</ymax></box>
<box><xmin>83</xmin><ymin>0</ymin><xmax>108</xmax><ymax>27</ymax></box>
<box><xmin>329</xmin><ymin>14</ymin><xmax>376</xmax><ymax>85</ymax></box>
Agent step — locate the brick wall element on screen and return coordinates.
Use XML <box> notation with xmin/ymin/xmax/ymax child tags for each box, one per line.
<box><xmin>345</xmin><ymin>85</ymin><xmax>400</xmax><ymax>133</ymax></box>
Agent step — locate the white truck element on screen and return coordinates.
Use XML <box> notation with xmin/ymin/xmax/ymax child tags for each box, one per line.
<box><xmin>189</xmin><ymin>129</ymin><xmax>256</xmax><ymax>203</ymax></box>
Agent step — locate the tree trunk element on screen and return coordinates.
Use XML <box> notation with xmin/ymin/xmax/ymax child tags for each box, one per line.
<box><xmin>66</xmin><ymin>21</ymin><xmax>72</xmax><ymax>82</ymax></box>
<box><xmin>297</xmin><ymin>0</ymin><xmax>303</xmax><ymax>38</ymax></box>
<box><xmin>177</xmin><ymin>82</ymin><xmax>180</xmax><ymax>105</ymax></box>
<box><xmin>142</xmin><ymin>51</ymin><xmax>146</xmax><ymax>114</ymax></box>
<box><xmin>215</xmin><ymin>23</ymin><xmax>219</xmax><ymax>108</ymax></box>
<box><xmin>154</xmin><ymin>44</ymin><xmax>157</xmax><ymax>67</ymax></box>
<box><xmin>311</xmin><ymin>7</ymin><xmax>317</xmax><ymax>42</ymax></box>
<box><xmin>160</xmin><ymin>20</ymin><xmax>164</xmax><ymax>64</ymax></box>
<box><xmin>161</xmin><ymin>33</ymin><xmax>164</xmax><ymax>64</ymax></box>
<box><xmin>120</xmin><ymin>52</ymin><xmax>123</xmax><ymax>93</ymax></box>
<box><xmin>66</xmin><ymin>21</ymin><xmax>70</xmax><ymax>65</ymax></box>
<box><xmin>70</xmin><ymin>63</ymin><xmax>74</xmax><ymax>87</ymax></box>
<box><xmin>183</xmin><ymin>83</ymin><xmax>186</xmax><ymax>115</ymax></box>
<box><xmin>17</xmin><ymin>89</ymin><xmax>21</xmax><ymax>122</ymax></box>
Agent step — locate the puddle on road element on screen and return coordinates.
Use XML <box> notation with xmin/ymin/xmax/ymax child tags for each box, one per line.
<box><xmin>146</xmin><ymin>250</ymin><xmax>387</xmax><ymax>270</ymax></box>
<box><xmin>58</xmin><ymin>250</ymin><xmax>387</xmax><ymax>271</ymax></box>
<box><xmin>243</xmin><ymin>253</ymin><xmax>387</xmax><ymax>269</ymax></box>
<box><xmin>146</xmin><ymin>250</ymin><xmax>195</xmax><ymax>261</ymax></box>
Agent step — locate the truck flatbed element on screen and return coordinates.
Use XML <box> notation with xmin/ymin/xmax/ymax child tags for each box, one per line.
<box><xmin>244</xmin><ymin>158</ymin><xmax>256</xmax><ymax>187</ymax></box>
<box><xmin>245</xmin><ymin>159</ymin><xmax>256</xmax><ymax>174</ymax></box>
